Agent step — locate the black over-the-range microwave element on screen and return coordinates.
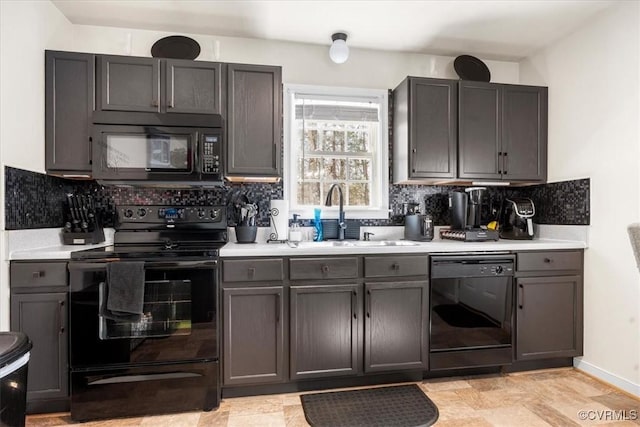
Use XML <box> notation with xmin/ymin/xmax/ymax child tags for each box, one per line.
<box><xmin>91</xmin><ymin>111</ymin><xmax>223</xmax><ymax>185</ymax></box>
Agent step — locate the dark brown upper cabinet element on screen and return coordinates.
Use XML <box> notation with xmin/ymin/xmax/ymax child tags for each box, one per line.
<box><xmin>458</xmin><ymin>81</ymin><xmax>547</xmax><ymax>182</ymax></box>
<box><xmin>98</xmin><ymin>56</ymin><xmax>223</xmax><ymax>114</ymax></box>
<box><xmin>393</xmin><ymin>77</ymin><xmax>458</xmax><ymax>183</ymax></box>
<box><xmin>45</xmin><ymin>51</ymin><xmax>95</xmax><ymax>175</ymax></box>
<box><xmin>164</xmin><ymin>59</ymin><xmax>223</xmax><ymax>114</ymax></box>
<box><xmin>226</xmin><ymin>63</ymin><xmax>282</xmax><ymax>180</ymax></box>
<box><xmin>98</xmin><ymin>55</ymin><xmax>160</xmax><ymax>112</ymax></box>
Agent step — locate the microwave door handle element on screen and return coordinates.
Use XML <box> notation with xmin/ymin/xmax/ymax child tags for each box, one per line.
<box><xmin>194</xmin><ymin>132</ymin><xmax>199</xmax><ymax>173</ymax></box>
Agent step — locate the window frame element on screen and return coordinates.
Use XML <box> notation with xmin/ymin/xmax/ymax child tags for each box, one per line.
<box><xmin>283</xmin><ymin>84</ymin><xmax>389</xmax><ymax>220</ymax></box>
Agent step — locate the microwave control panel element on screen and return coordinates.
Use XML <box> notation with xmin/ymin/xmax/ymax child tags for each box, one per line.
<box><xmin>201</xmin><ymin>134</ymin><xmax>221</xmax><ymax>174</ymax></box>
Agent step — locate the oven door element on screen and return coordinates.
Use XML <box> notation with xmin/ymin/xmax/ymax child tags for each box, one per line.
<box><xmin>69</xmin><ymin>260</ymin><xmax>218</xmax><ymax>369</ymax></box>
<box><xmin>92</xmin><ymin>125</ymin><xmax>198</xmax><ymax>180</ymax></box>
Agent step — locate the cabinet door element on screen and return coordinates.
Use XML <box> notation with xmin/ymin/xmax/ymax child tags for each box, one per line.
<box><xmin>458</xmin><ymin>81</ymin><xmax>502</xmax><ymax>180</ymax></box>
<box><xmin>409</xmin><ymin>78</ymin><xmax>457</xmax><ymax>179</ymax></box>
<box><xmin>45</xmin><ymin>51</ymin><xmax>94</xmax><ymax>174</ymax></box>
<box><xmin>226</xmin><ymin>64</ymin><xmax>282</xmax><ymax>177</ymax></box>
<box><xmin>165</xmin><ymin>60</ymin><xmax>223</xmax><ymax>114</ymax></box>
<box><xmin>364</xmin><ymin>281</ymin><xmax>428</xmax><ymax>372</ymax></box>
<box><xmin>516</xmin><ymin>276</ymin><xmax>583</xmax><ymax>360</ymax></box>
<box><xmin>99</xmin><ymin>56</ymin><xmax>160</xmax><ymax>112</ymax></box>
<box><xmin>223</xmin><ymin>286</ymin><xmax>286</xmax><ymax>385</ymax></box>
<box><xmin>290</xmin><ymin>284</ymin><xmax>360</xmax><ymax>379</ymax></box>
<box><xmin>10</xmin><ymin>293</ymin><xmax>68</xmax><ymax>401</ymax></box>
<box><xmin>501</xmin><ymin>85</ymin><xmax>548</xmax><ymax>182</ymax></box>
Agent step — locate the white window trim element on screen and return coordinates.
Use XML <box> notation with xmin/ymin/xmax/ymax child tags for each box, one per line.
<box><xmin>283</xmin><ymin>84</ymin><xmax>390</xmax><ymax>220</ymax></box>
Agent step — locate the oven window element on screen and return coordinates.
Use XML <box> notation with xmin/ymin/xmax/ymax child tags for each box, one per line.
<box><xmin>105</xmin><ymin>134</ymin><xmax>191</xmax><ymax>170</ymax></box>
<box><xmin>99</xmin><ymin>280</ymin><xmax>192</xmax><ymax>340</ymax></box>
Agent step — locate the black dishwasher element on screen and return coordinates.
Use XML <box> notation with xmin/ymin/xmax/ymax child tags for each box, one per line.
<box><xmin>430</xmin><ymin>254</ymin><xmax>515</xmax><ymax>370</ymax></box>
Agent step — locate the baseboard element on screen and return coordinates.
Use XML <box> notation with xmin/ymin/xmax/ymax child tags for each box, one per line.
<box><xmin>574</xmin><ymin>358</ymin><xmax>640</xmax><ymax>397</ymax></box>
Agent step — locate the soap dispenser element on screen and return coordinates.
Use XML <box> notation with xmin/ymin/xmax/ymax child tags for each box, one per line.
<box><xmin>289</xmin><ymin>214</ymin><xmax>303</xmax><ymax>242</ymax></box>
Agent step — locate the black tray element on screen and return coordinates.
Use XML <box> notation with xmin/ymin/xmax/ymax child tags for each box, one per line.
<box><xmin>454</xmin><ymin>55</ymin><xmax>491</xmax><ymax>82</ymax></box>
<box><xmin>151</xmin><ymin>36</ymin><xmax>201</xmax><ymax>60</ymax></box>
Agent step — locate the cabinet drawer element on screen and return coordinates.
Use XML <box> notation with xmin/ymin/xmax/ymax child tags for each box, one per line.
<box><xmin>290</xmin><ymin>257</ymin><xmax>358</xmax><ymax>281</ymax></box>
<box><xmin>11</xmin><ymin>262</ymin><xmax>67</xmax><ymax>288</ymax></box>
<box><xmin>364</xmin><ymin>255</ymin><xmax>428</xmax><ymax>278</ymax></box>
<box><xmin>223</xmin><ymin>259</ymin><xmax>284</xmax><ymax>282</ymax></box>
<box><xmin>517</xmin><ymin>251</ymin><xmax>582</xmax><ymax>272</ymax></box>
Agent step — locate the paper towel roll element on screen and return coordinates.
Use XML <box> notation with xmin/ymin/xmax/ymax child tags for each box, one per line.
<box><xmin>269</xmin><ymin>200</ymin><xmax>289</xmax><ymax>241</ymax></box>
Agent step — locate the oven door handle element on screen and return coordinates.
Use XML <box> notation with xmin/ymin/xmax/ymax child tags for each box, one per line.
<box><xmin>145</xmin><ymin>260</ymin><xmax>218</xmax><ymax>269</ymax></box>
<box><xmin>69</xmin><ymin>260</ymin><xmax>218</xmax><ymax>270</ymax></box>
<box><xmin>87</xmin><ymin>372</ymin><xmax>202</xmax><ymax>386</ymax></box>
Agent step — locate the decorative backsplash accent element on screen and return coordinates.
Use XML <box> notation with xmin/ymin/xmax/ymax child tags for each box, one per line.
<box><xmin>4</xmin><ymin>166</ymin><xmax>589</xmax><ymax>230</ymax></box>
<box><xmin>4</xmin><ymin>167</ymin><xmax>78</xmax><ymax>230</ymax></box>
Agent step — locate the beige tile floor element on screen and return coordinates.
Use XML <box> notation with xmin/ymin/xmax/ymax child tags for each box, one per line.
<box><xmin>27</xmin><ymin>368</ymin><xmax>640</xmax><ymax>427</ymax></box>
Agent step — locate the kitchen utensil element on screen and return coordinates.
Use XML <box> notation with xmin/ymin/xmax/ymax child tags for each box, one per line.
<box><xmin>151</xmin><ymin>36</ymin><xmax>201</xmax><ymax>60</ymax></box>
<box><xmin>402</xmin><ymin>202</ymin><xmax>420</xmax><ymax>216</ymax></box>
<box><xmin>454</xmin><ymin>55</ymin><xmax>491</xmax><ymax>82</ymax></box>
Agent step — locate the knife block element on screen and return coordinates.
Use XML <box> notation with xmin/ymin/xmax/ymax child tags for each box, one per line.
<box><xmin>62</xmin><ymin>228</ymin><xmax>105</xmax><ymax>245</ymax></box>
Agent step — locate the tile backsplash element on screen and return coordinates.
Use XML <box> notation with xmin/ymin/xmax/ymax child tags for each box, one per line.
<box><xmin>4</xmin><ymin>166</ymin><xmax>589</xmax><ymax>230</ymax></box>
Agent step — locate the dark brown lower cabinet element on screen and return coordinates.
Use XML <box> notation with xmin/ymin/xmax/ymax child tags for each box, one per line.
<box><xmin>516</xmin><ymin>275</ymin><xmax>583</xmax><ymax>360</ymax></box>
<box><xmin>364</xmin><ymin>281</ymin><xmax>428</xmax><ymax>372</ymax></box>
<box><xmin>10</xmin><ymin>293</ymin><xmax>69</xmax><ymax>404</ymax></box>
<box><xmin>222</xmin><ymin>286</ymin><xmax>286</xmax><ymax>385</ymax></box>
<box><xmin>290</xmin><ymin>284</ymin><xmax>360</xmax><ymax>380</ymax></box>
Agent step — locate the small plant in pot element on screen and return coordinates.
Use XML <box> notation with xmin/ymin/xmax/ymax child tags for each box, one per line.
<box><xmin>228</xmin><ymin>193</ymin><xmax>258</xmax><ymax>243</ymax></box>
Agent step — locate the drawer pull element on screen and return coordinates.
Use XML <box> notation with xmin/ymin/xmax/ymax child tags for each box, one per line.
<box><xmin>247</xmin><ymin>267</ymin><xmax>256</xmax><ymax>278</ymax></box>
<box><xmin>544</xmin><ymin>258</ymin><xmax>553</xmax><ymax>263</ymax></box>
<box><xmin>321</xmin><ymin>265</ymin><xmax>329</xmax><ymax>274</ymax></box>
<box><xmin>32</xmin><ymin>271</ymin><xmax>44</xmax><ymax>279</ymax></box>
<box><xmin>392</xmin><ymin>263</ymin><xmax>400</xmax><ymax>271</ymax></box>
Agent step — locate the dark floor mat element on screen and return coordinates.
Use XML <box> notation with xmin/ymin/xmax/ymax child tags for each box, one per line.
<box><xmin>433</xmin><ymin>304</ymin><xmax>498</xmax><ymax>328</ymax></box>
<box><xmin>300</xmin><ymin>384</ymin><xmax>439</xmax><ymax>427</ymax></box>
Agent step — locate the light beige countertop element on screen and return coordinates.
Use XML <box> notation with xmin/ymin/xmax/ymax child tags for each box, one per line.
<box><xmin>220</xmin><ymin>225</ymin><xmax>588</xmax><ymax>257</ymax></box>
<box><xmin>7</xmin><ymin>225</ymin><xmax>587</xmax><ymax>260</ymax></box>
<box><xmin>220</xmin><ymin>238</ymin><xmax>586</xmax><ymax>257</ymax></box>
<box><xmin>7</xmin><ymin>228</ymin><xmax>114</xmax><ymax>260</ymax></box>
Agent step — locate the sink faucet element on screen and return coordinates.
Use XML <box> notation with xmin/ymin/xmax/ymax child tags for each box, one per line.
<box><xmin>325</xmin><ymin>184</ymin><xmax>346</xmax><ymax>240</ymax></box>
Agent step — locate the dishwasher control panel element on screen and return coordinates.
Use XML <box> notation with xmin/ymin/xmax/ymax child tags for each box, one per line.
<box><xmin>431</xmin><ymin>255</ymin><xmax>515</xmax><ymax>279</ymax></box>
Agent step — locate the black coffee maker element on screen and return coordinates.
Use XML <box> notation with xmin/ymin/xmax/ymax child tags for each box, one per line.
<box><xmin>499</xmin><ymin>198</ymin><xmax>535</xmax><ymax>240</ymax></box>
<box><xmin>445</xmin><ymin>187</ymin><xmax>499</xmax><ymax>241</ymax></box>
<box><xmin>450</xmin><ymin>187</ymin><xmax>486</xmax><ymax>229</ymax></box>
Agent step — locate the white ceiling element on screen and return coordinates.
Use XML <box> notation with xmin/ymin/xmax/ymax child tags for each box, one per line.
<box><xmin>51</xmin><ymin>0</ymin><xmax>615</xmax><ymax>61</ymax></box>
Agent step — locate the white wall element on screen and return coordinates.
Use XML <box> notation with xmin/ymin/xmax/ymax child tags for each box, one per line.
<box><xmin>521</xmin><ymin>1</ymin><xmax>640</xmax><ymax>395</ymax></box>
<box><xmin>0</xmin><ymin>1</ymin><xmax>520</xmax><ymax>331</ymax></box>
<box><xmin>57</xmin><ymin>25</ymin><xmax>520</xmax><ymax>88</ymax></box>
<box><xmin>0</xmin><ymin>0</ymin><xmax>74</xmax><ymax>330</ymax></box>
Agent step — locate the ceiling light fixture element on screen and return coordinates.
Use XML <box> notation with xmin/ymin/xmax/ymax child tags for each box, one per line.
<box><xmin>329</xmin><ymin>32</ymin><xmax>349</xmax><ymax>64</ymax></box>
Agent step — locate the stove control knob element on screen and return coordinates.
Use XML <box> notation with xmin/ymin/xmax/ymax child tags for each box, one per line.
<box><xmin>197</xmin><ymin>209</ymin><xmax>206</xmax><ymax>219</ymax></box>
<box><xmin>210</xmin><ymin>209</ymin><xmax>220</xmax><ymax>220</ymax></box>
<box><xmin>137</xmin><ymin>208</ymin><xmax>147</xmax><ymax>218</ymax></box>
<box><xmin>123</xmin><ymin>209</ymin><xmax>134</xmax><ymax>219</ymax></box>
<box><xmin>495</xmin><ymin>265</ymin><xmax>504</xmax><ymax>275</ymax></box>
